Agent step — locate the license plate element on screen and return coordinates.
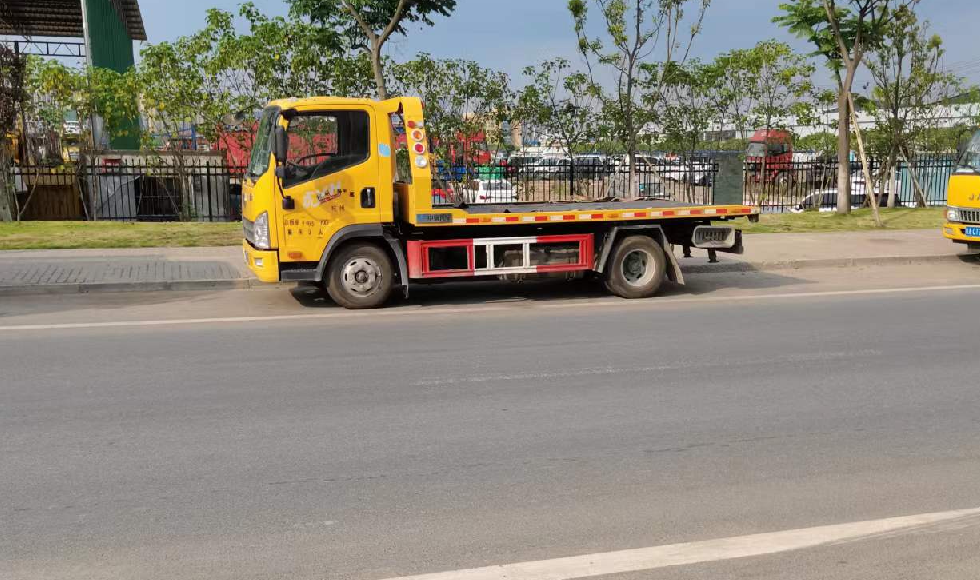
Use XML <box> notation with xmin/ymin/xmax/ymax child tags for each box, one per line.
<box><xmin>966</xmin><ymin>227</ymin><xmax>980</xmax><ymax>238</ymax></box>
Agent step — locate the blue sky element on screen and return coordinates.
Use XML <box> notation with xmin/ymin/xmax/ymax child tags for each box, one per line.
<box><xmin>139</xmin><ymin>0</ymin><xmax>980</xmax><ymax>88</ymax></box>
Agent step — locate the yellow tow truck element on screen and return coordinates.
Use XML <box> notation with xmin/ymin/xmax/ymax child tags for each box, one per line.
<box><xmin>945</xmin><ymin>129</ymin><xmax>980</xmax><ymax>249</ymax></box>
<box><xmin>242</xmin><ymin>96</ymin><xmax>759</xmax><ymax>308</ymax></box>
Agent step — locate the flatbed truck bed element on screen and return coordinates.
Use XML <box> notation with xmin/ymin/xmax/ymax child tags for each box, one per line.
<box><xmin>241</xmin><ymin>96</ymin><xmax>760</xmax><ymax>308</ymax></box>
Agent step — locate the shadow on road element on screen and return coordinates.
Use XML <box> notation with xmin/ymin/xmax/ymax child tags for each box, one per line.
<box><xmin>289</xmin><ymin>266</ymin><xmax>810</xmax><ymax>309</ymax></box>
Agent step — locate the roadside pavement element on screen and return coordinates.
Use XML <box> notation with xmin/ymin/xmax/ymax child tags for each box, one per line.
<box><xmin>0</xmin><ymin>229</ymin><xmax>973</xmax><ymax>295</ymax></box>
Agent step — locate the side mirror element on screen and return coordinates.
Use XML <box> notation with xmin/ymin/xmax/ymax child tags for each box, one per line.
<box><xmin>273</xmin><ymin>126</ymin><xmax>288</xmax><ymax>164</ymax></box>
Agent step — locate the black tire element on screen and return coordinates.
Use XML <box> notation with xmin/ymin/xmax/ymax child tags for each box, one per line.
<box><xmin>326</xmin><ymin>243</ymin><xmax>394</xmax><ymax>309</ymax></box>
<box><xmin>604</xmin><ymin>235</ymin><xmax>667</xmax><ymax>299</ymax></box>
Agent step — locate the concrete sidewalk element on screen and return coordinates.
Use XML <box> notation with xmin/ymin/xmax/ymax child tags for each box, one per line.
<box><xmin>0</xmin><ymin>229</ymin><xmax>975</xmax><ymax>295</ymax></box>
<box><xmin>688</xmin><ymin>229</ymin><xmax>975</xmax><ymax>272</ymax></box>
<box><xmin>0</xmin><ymin>246</ymin><xmax>254</xmax><ymax>295</ymax></box>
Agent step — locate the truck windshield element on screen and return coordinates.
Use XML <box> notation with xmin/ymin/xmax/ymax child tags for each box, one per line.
<box><xmin>246</xmin><ymin>108</ymin><xmax>277</xmax><ymax>179</ymax></box>
<box><xmin>958</xmin><ymin>131</ymin><xmax>980</xmax><ymax>173</ymax></box>
<box><xmin>746</xmin><ymin>142</ymin><xmax>767</xmax><ymax>157</ymax></box>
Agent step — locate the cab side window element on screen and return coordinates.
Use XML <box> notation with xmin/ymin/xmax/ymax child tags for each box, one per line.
<box><xmin>283</xmin><ymin>110</ymin><xmax>370</xmax><ymax>188</ymax></box>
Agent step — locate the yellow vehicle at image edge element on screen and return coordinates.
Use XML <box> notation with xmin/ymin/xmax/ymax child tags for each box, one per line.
<box><xmin>241</xmin><ymin>96</ymin><xmax>760</xmax><ymax>309</ymax></box>
<box><xmin>945</xmin><ymin>129</ymin><xmax>980</xmax><ymax>250</ymax></box>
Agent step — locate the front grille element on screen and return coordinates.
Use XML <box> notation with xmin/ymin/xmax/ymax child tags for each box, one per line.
<box><xmin>242</xmin><ymin>217</ymin><xmax>255</xmax><ymax>245</ymax></box>
<box><xmin>960</xmin><ymin>208</ymin><xmax>980</xmax><ymax>224</ymax></box>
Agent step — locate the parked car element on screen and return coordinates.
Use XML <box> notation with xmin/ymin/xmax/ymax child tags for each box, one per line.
<box><xmin>789</xmin><ymin>175</ymin><xmax>893</xmax><ymax>213</ymax></box>
<box><xmin>506</xmin><ymin>155</ymin><xmax>542</xmax><ymax>177</ymax></box>
<box><xmin>462</xmin><ymin>179</ymin><xmax>519</xmax><ymax>204</ymax></box>
<box><xmin>572</xmin><ymin>154</ymin><xmax>611</xmax><ymax>177</ymax></box>
<box><xmin>431</xmin><ymin>178</ymin><xmax>455</xmax><ymax>206</ymax></box>
<box><xmin>524</xmin><ymin>157</ymin><xmax>570</xmax><ymax>179</ymax></box>
<box><xmin>657</xmin><ymin>157</ymin><xmax>714</xmax><ymax>185</ymax></box>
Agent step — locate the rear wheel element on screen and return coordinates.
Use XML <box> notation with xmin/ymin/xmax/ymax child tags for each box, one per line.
<box><xmin>604</xmin><ymin>235</ymin><xmax>667</xmax><ymax>299</ymax></box>
<box><xmin>326</xmin><ymin>243</ymin><xmax>394</xmax><ymax>309</ymax></box>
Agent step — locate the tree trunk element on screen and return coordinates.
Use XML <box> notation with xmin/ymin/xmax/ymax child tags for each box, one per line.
<box><xmin>885</xmin><ymin>151</ymin><xmax>897</xmax><ymax>208</ymax></box>
<box><xmin>628</xmin><ymin>152</ymin><xmax>638</xmax><ymax>201</ymax></box>
<box><xmin>836</xmin><ymin>90</ymin><xmax>852</xmax><ymax>215</ymax></box>
<box><xmin>0</xmin><ymin>145</ymin><xmax>13</xmax><ymax>222</ymax></box>
<box><xmin>371</xmin><ymin>41</ymin><xmax>388</xmax><ymax>100</ymax></box>
<box><xmin>900</xmin><ymin>147</ymin><xmax>928</xmax><ymax>208</ymax></box>
<box><xmin>848</xmin><ymin>93</ymin><xmax>881</xmax><ymax>227</ymax></box>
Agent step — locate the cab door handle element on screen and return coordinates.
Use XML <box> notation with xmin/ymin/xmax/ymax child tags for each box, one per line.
<box><xmin>360</xmin><ymin>187</ymin><xmax>376</xmax><ymax>208</ymax></box>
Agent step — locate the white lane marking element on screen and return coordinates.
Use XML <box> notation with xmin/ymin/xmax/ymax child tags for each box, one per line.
<box><xmin>412</xmin><ymin>349</ymin><xmax>881</xmax><ymax>386</ymax></box>
<box><xmin>3</xmin><ymin>283</ymin><xmax>980</xmax><ymax>332</ymax></box>
<box><xmin>538</xmin><ymin>283</ymin><xmax>980</xmax><ymax>310</ymax></box>
<box><xmin>0</xmin><ymin>306</ymin><xmax>513</xmax><ymax>332</ymax></box>
<box><xmin>376</xmin><ymin>507</ymin><xmax>980</xmax><ymax>580</ymax></box>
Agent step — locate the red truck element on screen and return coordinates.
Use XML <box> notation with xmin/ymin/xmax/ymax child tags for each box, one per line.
<box><xmin>745</xmin><ymin>129</ymin><xmax>795</xmax><ymax>186</ymax></box>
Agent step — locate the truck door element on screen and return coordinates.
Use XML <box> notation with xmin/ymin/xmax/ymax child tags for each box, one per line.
<box><xmin>278</xmin><ymin>106</ymin><xmax>380</xmax><ymax>261</ymax></box>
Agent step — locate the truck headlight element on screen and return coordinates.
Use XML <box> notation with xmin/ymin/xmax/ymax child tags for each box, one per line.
<box><xmin>253</xmin><ymin>211</ymin><xmax>271</xmax><ymax>250</ymax></box>
<box><xmin>947</xmin><ymin>207</ymin><xmax>959</xmax><ymax>222</ymax></box>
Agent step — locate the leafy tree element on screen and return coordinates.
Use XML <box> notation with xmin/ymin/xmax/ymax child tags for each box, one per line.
<box><xmin>656</xmin><ymin>60</ymin><xmax>723</xmax><ymax>201</ymax></box>
<box><xmin>0</xmin><ymin>45</ymin><xmax>26</xmax><ymax>221</ymax></box>
<box><xmin>569</xmin><ymin>0</ymin><xmax>711</xmax><ymax>197</ymax></box>
<box><xmin>776</xmin><ymin>0</ymin><xmax>918</xmax><ymax>216</ymax></box>
<box><xmin>390</xmin><ymin>54</ymin><xmax>514</xmax><ymax>192</ymax></box>
<box><xmin>714</xmin><ymin>40</ymin><xmax>816</xmax><ymax>142</ymax></box>
<box><xmin>288</xmin><ymin>0</ymin><xmax>457</xmax><ymax>99</ymax></box>
<box><xmin>865</xmin><ymin>8</ymin><xmax>972</xmax><ymax>206</ymax></box>
<box><xmin>518</xmin><ymin>59</ymin><xmax>599</xmax><ymax>160</ymax></box>
<box><xmin>28</xmin><ymin>60</ymin><xmax>140</xmax><ymax>153</ymax></box>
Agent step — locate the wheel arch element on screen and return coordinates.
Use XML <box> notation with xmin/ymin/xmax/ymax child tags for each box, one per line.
<box><xmin>596</xmin><ymin>224</ymin><xmax>684</xmax><ymax>285</ymax></box>
<box><xmin>314</xmin><ymin>224</ymin><xmax>408</xmax><ymax>291</ymax></box>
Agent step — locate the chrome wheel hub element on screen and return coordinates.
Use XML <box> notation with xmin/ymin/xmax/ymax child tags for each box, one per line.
<box><xmin>342</xmin><ymin>258</ymin><xmax>382</xmax><ymax>296</ymax></box>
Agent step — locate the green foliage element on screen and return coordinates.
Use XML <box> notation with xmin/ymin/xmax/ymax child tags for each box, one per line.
<box><xmin>712</xmin><ymin>40</ymin><xmax>816</xmax><ymax>137</ymax></box>
<box><xmin>137</xmin><ymin>2</ymin><xmax>373</xmax><ymax>151</ymax></box>
<box><xmin>390</xmin><ymin>54</ymin><xmax>514</xmax><ymax>165</ymax></box>
<box><xmin>288</xmin><ymin>0</ymin><xmax>457</xmax><ymax>98</ymax></box>
<box><xmin>796</xmin><ymin>131</ymin><xmax>838</xmax><ymax>154</ymax></box>
<box><xmin>569</xmin><ymin>0</ymin><xmax>712</xmax><ymax>165</ymax></box>
<box><xmin>0</xmin><ymin>46</ymin><xmax>26</xmax><ymax>135</ymax></box>
<box><xmin>865</xmin><ymin>7</ymin><xmax>975</xmax><ymax>156</ymax></box>
<box><xmin>28</xmin><ymin>59</ymin><xmax>139</xmax><ymax>148</ymax></box>
<box><xmin>518</xmin><ymin>58</ymin><xmax>599</xmax><ymax>157</ymax></box>
<box><xmin>656</xmin><ymin>60</ymin><xmax>723</xmax><ymax>154</ymax></box>
<box><xmin>288</xmin><ymin>0</ymin><xmax>456</xmax><ymax>44</ymax></box>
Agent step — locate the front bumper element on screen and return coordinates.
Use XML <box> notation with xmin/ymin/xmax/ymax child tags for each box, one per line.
<box><xmin>243</xmin><ymin>240</ymin><xmax>280</xmax><ymax>283</ymax></box>
<box><xmin>943</xmin><ymin>222</ymin><xmax>980</xmax><ymax>246</ymax></box>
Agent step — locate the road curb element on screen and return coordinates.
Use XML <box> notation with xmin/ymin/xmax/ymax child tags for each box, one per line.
<box><xmin>0</xmin><ymin>278</ymin><xmax>259</xmax><ymax>296</ymax></box>
<box><xmin>1</xmin><ymin>254</ymin><xmax>975</xmax><ymax>296</ymax></box>
<box><xmin>681</xmin><ymin>253</ymin><xmax>977</xmax><ymax>274</ymax></box>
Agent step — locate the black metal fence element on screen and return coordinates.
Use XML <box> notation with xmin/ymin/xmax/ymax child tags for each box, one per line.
<box><xmin>8</xmin><ymin>153</ymin><xmax>957</xmax><ymax>221</ymax></box>
<box><xmin>10</xmin><ymin>161</ymin><xmax>246</xmax><ymax>221</ymax></box>
<box><xmin>432</xmin><ymin>157</ymin><xmax>719</xmax><ymax>207</ymax></box>
<box><xmin>743</xmin><ymin>155</ymin><xmax>957</xmax><ymax>213</ymax></box>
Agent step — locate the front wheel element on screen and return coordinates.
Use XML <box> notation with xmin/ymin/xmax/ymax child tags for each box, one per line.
<box><xmin>604</xmin><ymin>235</ymin><xmax>667</xmax><ymax>299</ymax></box>
<box><xmin>326</xmin><ymin>243</ymin><xmax>394</xmax><ymax>309</ymax></box>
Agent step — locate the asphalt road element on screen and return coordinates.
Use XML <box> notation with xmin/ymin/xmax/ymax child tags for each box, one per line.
<box><xmin>3</xmin><ymin>264</ymin><xmax>980</xmax><ymax>579</ymax></box>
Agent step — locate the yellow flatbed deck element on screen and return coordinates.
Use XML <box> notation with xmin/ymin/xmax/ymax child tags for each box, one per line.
<box><xmin>411</xmin><ymin>201</ymin><xmax>759</xmax><ymax>227</ymax></box>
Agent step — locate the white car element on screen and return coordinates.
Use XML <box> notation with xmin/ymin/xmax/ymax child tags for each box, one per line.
<box><xmin>463</xmin><ymin>179</ymin><xmax>519</xmax><ymax>204</ymax></box>
<box><xmin>789</xmin><ymin>175</ymin><xmax>896</xmax><ymax>213</ymax></box>
<box><xmin>657</xmin><ymin>158</ymin><xmax>713</xmax><ymax>185</ymax></box>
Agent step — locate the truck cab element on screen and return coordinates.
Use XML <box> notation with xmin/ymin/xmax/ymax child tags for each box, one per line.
<box><xmin>745</xmin><ymin>129</ymin><xmax>794</xmax><ymax>185</ymax></box>
<box><xmin>241</xmin><ymin>97</ymin><xmax>426</xmax><ymax>290</ymax></box>
<box><xmin>944</xmin><ymin>130</ymin><xmax>980</xmax><ymax>249</ymax></box>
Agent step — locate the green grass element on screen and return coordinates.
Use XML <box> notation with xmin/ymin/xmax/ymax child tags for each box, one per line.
<box><xmin>0</xmin><ymin>221</ymin><xmax>242</xmax><ymax>250</ymax></box>
<box><xmin>0</xmin><ymin>208</ymin><xmax>946</xmax><ymax>250</ymax></box>
<box><xmin>735</xmin><ymin>207</ymin><xmax>946</xmax><ymax>234</ymax></box>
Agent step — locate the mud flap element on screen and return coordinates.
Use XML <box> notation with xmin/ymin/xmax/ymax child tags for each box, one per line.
<box><xmin>665</xmin><ymin>244</ymin><xmax>685</xmax><ymax>285</ymax></box>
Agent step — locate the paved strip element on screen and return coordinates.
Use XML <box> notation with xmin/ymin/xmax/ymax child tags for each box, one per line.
<box><xmin>377</xmin><ymin>507</ymin><xmax>980</xmax><ymax>580</ymax></box>
<box><xmin>2</xmin><ymin>283</ymin><xmax>980</xmax><ymax>332</ymax></box>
